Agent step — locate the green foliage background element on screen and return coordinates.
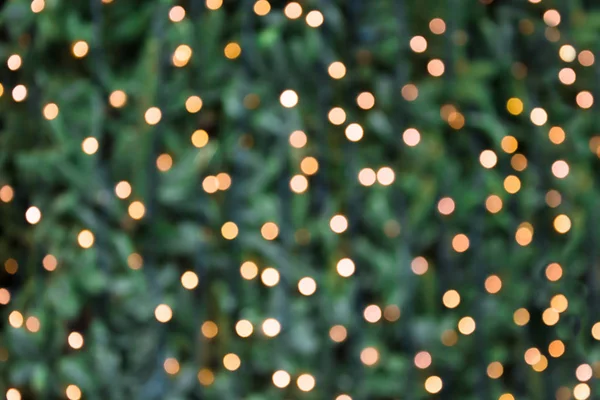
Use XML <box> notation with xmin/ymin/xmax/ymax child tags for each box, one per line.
<box><xmin>1</xmin><ymin>0</ymin><xmax>600</xmax><ymax>399</ymax></box>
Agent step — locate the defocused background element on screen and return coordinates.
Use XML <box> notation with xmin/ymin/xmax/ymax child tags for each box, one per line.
<box><xmin>1</xmin><ymin>0</ymin><xmax>600</xmax><ymax>399</ymax></box>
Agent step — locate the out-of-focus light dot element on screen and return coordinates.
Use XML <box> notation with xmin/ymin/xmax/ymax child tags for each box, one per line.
<box><xmin>429</xmin><ymin>18</ymin><xmax>446</xmax><ymax>34</ymax></box>
<box><xmin>336</xmin><ymin>258</ymin><xmax>355</xmax><ymax>277</ymax></box>
<box><xmin>441</xmin><ymin>329</ymin><xmax>458</xmax><ymax>346</ymax></box>
<box><xmin>0</xmin><ymin>185</ymin><xmax>14</xmax><ymax>202</ymax></box>
<box><xmin>6</xmin><ymin>54</ymin><xmax>21</xmax><ymax>71</ymax></box>
<box><xmin>328</xmin><ymin>61</ymin><xmax>346</xmax><ymax>79</ymax></box>
<box><xmin>515</xmin><ymin>222</ymin><xmax>533</xmax><ymax>246</ymax></box>
<box><xmin>262</xmin><ymin>318</ymin><xmax>281</xmax><ymax>337</ymax></box>
<box><xmin>223</xmin><ymin>353</ymin><xmax>241</xmax><ymax>371</ymax></box>
<box><xmin>546</xmin><ymin>190</ymin><xmax>562</xmax><ymax>208</ymax></box>
<box><xmin>5</xmin><ymin>259</ymin><xmax>17</xmax><ymax>274</ymax></box>
<box><xmin>524</xmin><ymin>348</ymin><xmax>541</xmax><ymax>365</ymax></box>
<box><xmin>164</xmin><ymin>358</ymin><xmax>180</xmax><ymax>375</ymax></box>
<box><xmin>485</xmin><ymin>195</ymin><xmax>503</xmax><ymax>213</ymax></box>
<box><xmin>549</xmin><ymin>126</ymin><xmax>565</xmax><ymax>144</ymax></box>
<box><xmin>198</xmin><ymin>369</ymin><xmax>214</xmax><ymax>386</ymax></box>
<box><xmin>224</xmin><ymin>42</ymin><xmax>242</xmax><ymax>59</ymax></box>
<box><xmin>452</xmin><ymin>234</ymin><xmax>469</xmax><ymax>252</ymax></box>
<box><xmin>364</xmin><ymin>305</ymin><xmax>382</xmax><ymax>323</ymax></box>
<box><xmin>448</xmin><ymin>112</ymin><xmax>465</xmax><ymax>129</ymax></box>
<box><xmin>550</xmin><ymin>294</ymin><xmax>568</xmax><ymax>313</ymax></box>
<box><xmin>261</xmin><ymin>267</ymin><xmax>280</xmax><ymax>287</ymax></box>
<box><xmin>424</xmin><ymin>376</ymin><xmax>443</xmax><ymax>394</ymax></box>
<box><xmin>201</xmin><ymin>321</ymin><xmax>218</xmax><ymax>338</ymax></box>
<box><xmin>501</xmin><ymin>136</ymin><xmax>518</xmax><ymax>153</ymax></box>
<box><xmin>544</xmin><ymin>9</ymin><xmax>561</xmax><ymax>26</ymax></box>
<box><xmin>128</xmin><ymin>201</ymin><xmax>145</xmax><ymax>220</ymax></box>
<box><xmin>181</xmin><ymin>271</ymin><xmax>199</xmax><ymax>290</ymax></box>
<box><xmin>410</xmin><ymin>36</ymin><xmax>428</xmax><ymax>53</ymax></box>
<box><xmin>546</xmin><ymin>263</ymin><xmax>563</xmax><ymax>281</ymax></box>
<box><xmin>542</xmin><ymin>308</ymin><xmax>560</xmax><ymax>325</ymax></box>
<box><xmin>284</xmin><ymin>2</ymin><xmax>302</xmax><ymax>19</ymax></box>
<box><xmin>411</xmin><ymin>256</ymin><xmax>428</xmax><ymax>275</ymax></box>
<box><xmin>221</xmin><ymin>221</ymin><xmax>239</xmax><ymax>239</ymax></box>
<box><xmin>72</xmin><ymin>41</ymin><xmax>89</xmax><ymax>58</ymax></box>
<box><xmin>31</xmin><ymin>0</ymin><xmax>45</xmax><ymax>12</ymax></box>
<box><xmin>574</xmin><ymin>383</ymin><xmax>590</xmax><ymax>400</ymax></box>
<box><xmin>576</xmin><ymin>364</ymin><xmax>593</xmax><ymax>382</ymax></box>
<box><xmin>236</xmin><ymin>320</ymin><xmax>253</xmax><ymax>338</ymax></box>
<box><xmin>0</xmin><ymin>289</ymin><xmax>10</xmax><ymax>305</ymax></box>
<box><xmin>253</xmin><ymin>0</ymin><xmax>270</xmax><ymax>15</ymax></box>
<box><xmin>577</xmin><ymin>91</ymin><xmax>594</xmax><ymax>109</ymax></box>
<box><xmin>511</xmin><ymin>153</ymin><xmax>528</xmax><ymax>171</ymax></box>
<box><xmin>329</xmin><ymin>325</ymin><xmax>347</xmax><ymax>342</ymax></box>
<box><xmin>506</xmin><ymin>98</ymin><xmax>523</xmax><ymax>115</ymax></box>
<box><xmin>345</xmin><ymin>123</ymin><xmax>364</xmax><ymax>142</ymax></box>
<box><xmin>300</xmin><ymin>156</ymin><xmax>319</xmax><ymax>175</ymax></box>
<box><xmin>127</xmin><ymin>253</ymin><xmax>143</xmax><ymax>270</ymax></box>
<box><xmin>487</xmin><ymin>362</ymin><xmax>504</xmax><ymax>379</ymax></box>
<box><xmin>65</xmin><ymin>384</ymin><xmax>81</xmax><ymax>400</ymax></box>
<box><xmin>437</xmin><ymin>197</ymin><xmax>455</xmax><ymax>215</ymax></box>
<box><xmin>68</xmin><ymin>332</ymin><xmax>84</xmax><ymax>349</ymax></box>
<box><xmin>402</xmin><ymin>84</ymin><xmax>419</xmax><ymax>101</ymax></box>
<box><xmin>403</xmin><ymin>128</ymin><xmax>420</xmax><ymax>146</ymax></box>
<box><xmin>280</xmin><ymin>90</ymin><xmax>298</xmax><ymax>108</ymax></box>
<box><xmin>556</xmin><ymin>387</ymin><xmax>572</xmax><ymax>400</ymax></box>
<box><xmin>240</xmin><ymin>261</ymin><xmax>258</xmax><ymax>280</ymax></box>
<box><xmin>358</xmin><ymin>168</ymin><xmax>376</xmax><ymax>186</ymax></box>
<box><xmin>290</xmin><ymin>175</ymin><xmax>308</xmax><ymax>193</ymax></box>
<box><xmin>82</xmin><ymin>137</ymin><xmax>99</xmax><ymax>155</ymax></box>
<box><xmin>560</xmin><ymin>45</ymin><xmax>576</xmax><ymax>62</ymax></box>
<box><xmin>12</xmin><ymin>84</ymin><xmax>27</xmax><ymax>102</ymax></box>
<box><xmin>330</xmin><ymin>214</ymin><xmax>348</xmax><ymax>233</ymax></box>
<box><xmin>272</xmin><ymin>370</ymin><xmax>291</xmax><ymax>388</ymax></box>
<box><xmin>414</xmin><ymin>351</ymin><xmax>432</xmax><ymax>369</ymax></box>
<box><xmin>298</xmin><ymin>277</ymin><xmax>317</xmax><ymax>296</ymax></box>
<box><xmin>8</xmin><ymin>311</ymin><xmax>23</xmax><ymax>328</ymax></box>
<box><xmin>192</xmin><ymin>129</ymin><xmax>209</xmax><ymax>148</ymax></box>
<box><xmin>185</xmin><ymin>95</ymin><xmax>203</xmax><ymax>113</ymax></box>
<box><xmin>145</xmin><ymin>107</ymin><xmax>162</xmax><ymax>125</ymax></box>
<box><xmin>173</xmin><ymin>44</ymin><xmax>192</xmax><ymax>67</ymax></box>
<box><xmin>530</xmin><ymin>107</ymin><xmax>548</xmax><ymax>126</ymax></box>
<box><xmin>427</xmin><ymin>59</ymin><xmax>445</xmax><ymax>77</ymax></box>
<box><xmin>328</xmin><ymin>107</ymin><xmax>346</xmax><ymax>125</ymax></box>
<box><xmin>306</xmin><ymin>10</ymin><xmax>324</xmax><ymax>27</ymax></box>
<box><xmin>376</xmin><ymin>167</ymin><xmax>395</xmax><ymax>185</ymax></box>
<box><xmin>78</xmin><ymin>229</ymin><xmax>94</xmax><ymax>248</ymax></box>
<box><xmin>504</xmin><ymin>175</ymin><xmax>521</xmax><ymax>194</ymax></box>
<box><xmin>156</xmin><ymin>154</ymin><xmax>173</xmax><ymax>172</ymax></box>
<box><xmin>554</xmin><ymin>214</ymin><xmax>571</xmax><ymax>233</ymax></box>
<box><xmin>383</xmin><ymin>305</ymin><xmax>401</xmax><ymax>321</ymax></box>
<box><xmin>548</xmin><ymin>340</ymin><xmax>565</xmax><ymax>357</ymax></box>
<box><xmin>499</xmin><ymin>395</ymin><xmax>515</xmax><ymax>400</ymax></box>
<box><xmin>559</xmin><ymin>68</ymin><xmax>576</xmax><ymax>85</ymax></box>
<box><xmin>261</xmin><ymin>222</ymin><xmax>279</xmax><ymax>240</ymax></box>
<box><xmin>217</xmin><ymin>172</ymin><xmax>231</xmax><ymax>190</ymax></box>
<box><xmin>115</xmin><ymin>181</ymin><xmax>132</xmax><ymax>199</ymax></box>
<box><xmin>155</xmin><ymin>304</ymin><xmax>172</xmax><ymax>323</ymax></box>
<box><xmin>532</xmin><ymin>355</ymin><xmax>548</xmax><ymax>372</ymax></box>
<box><xmin>458</xmin><ymin>316</ymin><xmax>476</xmax><ymax>335</ymax></box>
<box><xmin>443</xmin><ymin>290</ymin><xmax>461</xmax><ymax>308</ymax></box>
<box><xmin>25</xmin><ymin>206</ymin><xmax>41</xmax><ymax>224</ymax></box>
<box><xmin>357</xmin><ymin>92</ymin><xmax>375</xmax><ymax>110</ymax></box>
<box><xmin>592</xmin><ymin>322</ymin><xmax>600</xmax><ymax>340</ymax></box>
<box><xmin>206</xmin><ymin>0</ymin><xmax>223</xmax><ymax>10</ymax></box>
<box><xmin>479</xmin><ymin>150</ymin><xmax>497</xmax><ymax>168</ymax></box>
<box><xmin>289</xmin><ymin>130</ymin><xmax>307</xmax><ymax>148</ymax></box>
<box><xmin>202</xmin><ymin>176</ymin><xmax>219</xmax><ymax>194</ymax></box>
<box><xmin>336</xmin><ymin>395</ymin><xmax>352</xmax><ymax>400</ymax></box>
<box><xmin>42</xmin><ymin>103</ymin><xmax>59</xmax><ymax>120</ymax></box>
<box><xmin>513</xmin><ymin>308</ymin><xmax>530</xmax><ymax>326</ymax></box>
<box><xmin>109</xmin><ymin>90</ymin><xmax>127</xmax><ymax>108</ymax></box>
<box><xmin>360</xmin><ymin>347</ymin><xmax>379</xmax><ymax>366</ymax></box>
<box><xmin>579</xmin><ymin>50</ymin><xmax>595</xmax><ymax>67</ymax></box>
<box><xmin>169</xmin><ymin>6</ymin><xmax>185</xmax><ymax>22</ymax></box>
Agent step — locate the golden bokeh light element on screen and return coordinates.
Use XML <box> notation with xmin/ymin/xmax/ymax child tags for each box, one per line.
<box><xmin>414</xmin><ymin>351</ymin><xmax>432</xmax><ymax>369</ymax></box>
<box><xmin>550</xmin><ymin>294</ymin><xmax>568</xmax><ymax>313</ymax></box>
<box><xmin>43</xmin><ymin>103</ymin><xmax>59</xmax><ymax>120</ymax></box>
<box><xmin>115</xmin><ymin>181</ymin><xmax>132</xmax><ymax>199</ymax></box>
<box><xmin>306</xmin><ymin>10</ymin><xmax>324</xmax><ymax>28</ymax></box>
<box><xmin>223</xmin><ymin>353</ymin><xmax>241</xmax><ymax>371</ymax></box>
<box><xmin>485</xmin><ymin>195</ymin><xmax>503</xmax><ymax>213</ymax></box>
<box><xmin>201</xmin><ymin>321</ymin><xmax>218</xmax><ymax>338</ymax></box>
<box><xmin>289</xmin><ymin>130</ymin><xmax>307</xmax><ymax>148</ymax></box>
<box><xmin>427</xmin><ymin>59</ymin><xmax>445</xmax><ymax>77</ymax></box>
<box><xmin>576</xmin><ymin>364</ymin><xmax>593</xmax><ymax>382</ymax></box>
<box><xmin>411</xmin><ymin>256</ymin><xmax>428</xmax><ymax>275</ymax></box>
<box><xmin>77</xmin><ymin>229</ymin><xmax>94</xmax><ymax>248</ymax></box>
<box><xmin>169</xmin><ymin>6</ymin><xmax>185</xmax><ymax>22</ymax></box>
<box><xmin>376</xmin><ymin>167</ymin><xmax>395</xmax><ymax>186</ymax></box>
<box><xmin>458</xmin><ymin>316</ymin><xmax>476</xmax><ymax>335</ymax></box>
<box><xmin>543</xmin><ymin>9</ymin><xmax>561</xmax><ymax>27</ymax></box>
<box><xmin>240</xmin><ymin>261</ymin><xmax>259</xmax><ymax>280</ymax></box>
<box><xmin>429</xmin><ymin>18</ymin><xmax>446</xmax><ymax>34</ymax></box>
<box><xmin>298</xmin><ymin>277</ymin><xmax>317</xmax><ymax>296</ymax></box>
<box><xmin>261</xmin><ymin>222</ymin><xmax>279</xmax><ymax>240</ymax></box>
<box><xmin>360</xmin><ymin>347</ymin><xmax>379</xmax><ymax>366</ymax></box>
<box><xmin>452</xmin><ymin>233</ymin><xmax>469</xmax><ymax>253</ymax></box>
<box><xmin>284</xmin><ymin>2</ymin><xmax>302</xmax><ymax>19</ymax></box>
<box><xmin>346</xmin><ymin>123</ymin><xmax>364</xmax><ymax>142</ymax></box>
<box><xmin>25</xmin><ymin>206</ymin><xmax>42</xmax><ymax>224</ymax></box>
<box><xmin>438</xmin><ymin>197</ymin><xmax>455</xmax><ymax>215</ymax></box>
<box><xmin>301</xmin><ymin>156</ymin><xmax>319</xmax><ymax>175</ymax></box>
<box><xmin>155</xmin><ymin>304</ymin><xmax>173</xmax><ymax>323</ymax></box>
<box><xmin>12</xmin><ymin>84</ymin><xmax>27</xmax><ymax>102</ymax></box>
<box><xmin>364</xmin><ymin>304</ymin><xmax>382</xmax><ymax>323</ymax></box>
<box><xmin>546</xmin><ymin>263</ymin><xmax>563</xmax><ymax>281</ymax></box>
<box><xmin>328</xmin><ymin>107</ymin><xmax>347</xmax><ymax>125</ymax></box>
<box><xmin>192</xmin><ymin>129</ymin><xmax>209</xmax><ymax>148</ymax></box>
<box><xmin>280</xmin><ymin>89</ymin><xmax>298</xmax><ymax>108</ymax></box>
<box><xmin>128</xmin><ymin>201</ymin><xmax>145</xmax><ymax>220</ymax></box>
<box><xmin>82</xmin><ymin>137</ymin><xmax>99</xmax><ymax>155</ymax></box>
<box><xmin>549</xmin><ymin>126</ymin><xmax>565</xmax><ymax>144</ymax></box>
<box><xmin>65</xmin><ymin>385</ymin><xmax>81</xmax><ymax>400</ymax></box>
<box><xmin>72</xmin><ymin>41</ymin><xmax>89</xmax><ymax>58</ymax></box>
<box><xmin>501</xmin><ymin>136</ymin><xmax>518</xmax><ymax>153</ymax></box>
<box><xmin>336</xmin><ymin>258</ymin><xmax>355</xmax><ymax>277</ymax></box>
<box><xmin>542</xmin><ymin>308</ymin><xmax>560</xmax><ymax>326</ymax></box>
<box><xmin>424</xmin><ymin>376</ymin><xmax>443</xmax><ymax>394</ymax></box>
<box><xmin>410</xmin><ymin>36</ymin><xmax>427</xmax><ymax>53</ymax></box>
<box><xmin>236</xmin><ymin>319</ymin><xmax>253</xmax><ymax>338</ymax></box>
<box><xmin>487</xmin><ymin>362</ymin><xmax>503</xmax><ymax>379</ymax></box>
<box><xmin>403</xmin><ymin>128</ymin><xmax>420</xmax><ymax>146</ymax></box>
<box><xmin>262</xmin><ymin>318</ymin><xmax>281</xmax><ymax>337</ymax></box>
<box><xmin>443</xmin><ymin>290</ymin><xmax>460</xmax><ymax>308</ymax></box>
<box><xmin>506</xmin><ymin>98</ymin><xmax>523</xmax><ymax>115</ymax></box>
<box><xmin>548</xmin><ymin>340</ymin><xmax>565</xmax><ymax>358</ymax></box>
<box><xmin>513</xmin><ymin>308</ymin><xmax>530</xmax><ymax>326</ymax></box>
<box><xmin>357</xmin><ymin>92</ymin><xmax>375</xmax><ymax>110</ymax></box>
<box><xmin>553</xmin><ymin>214</ymin><xmax>571</xmax><ymax>233</ymax></box>
<box><xmin>185</xmin><ymin>95</ymin><xmax>203</xmax><ymax>113</ymax></box>
<box><xmin>8</xmin><ymin>311</ymin><xmax>23</xmax><ymax>328</ymax></box>
<box><xmin>573</xmin><ymin>383</ymin><xmax>590</xmax><ymax>400</ymax></box>
<box><xmin>224</xmin><ymin>42</ymin><xmax>242</xmax><ymax>59</ymax></box>
<box><xmin>272</xmin><ymin>370</ymin><xmax>291</xmax><ymax>388</ymax></box>
<box><xmin>330</xmin><ymin>214</ymin><xmax>348</xmax><ymax>233</ymax></box>
<box><xmin>290</xmin><ymin>175</ymin><xmax>308</xmax><ymax>193</ymax></box>
<box><xmin>164</xmin><ymin>358</ymin><xmax>180</xmax><ymax>375</ymax></box>
<box><xmin>576</xmin><ymin>91</ymin><xmax>594</xmax><ymax>109</ymax></box>
<box><xmin>328</xmin><ymin>61</ymin><xmax>346</xmax><ymax>79</ymax></box>
<box><xmin>383</xmin><ymin>305</ymin><xmax>401</xmax><ymax>322</ymax></box>
<box><xmin>358</xmin><ymin>168</ymin><xmax>376</xmax><ymax>186</ymax></box>
<box><xmin>181</xmin><ymin>271</ymin><xmax>199</xmax><ymax>290</ymax></box>
<box><xmin>504</xmin><ymin>175</ymin><xmax>521</xmax><ymax>194</ymax></box>
<box><xmin>479</xmin><ymin>150</ymin><xmax>497</xmax><ymax>169</ymax></box>
<box><xmin>145</xmin><ymin>107</ymin><xmax>162</xmax><ymax>125</ymax></box>
<box><xmin>253</xmin><ymin>0</ymin><xmax>270</xmax><ymax>16</ymax></box>
<box><xmin>68</xmin><ymin>332</ymin><xmax>84</xmax><ymax>349</ymax></box>
<box><xmin>261</xmin><ymin>267</ymin><xmax>280</xmax><ymax>287</ymax></box>
<box><xmin>221</xmin><ymin>221</ymin><xmax>239</xmax><ymax>239</ymax></box>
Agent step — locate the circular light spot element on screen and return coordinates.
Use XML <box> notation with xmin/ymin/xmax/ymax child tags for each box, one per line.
<box><xmin>261</xmin><ymin>222</ymin><xmax>279</xmax><ymax>240</ymax></box>
<box><xmin>376</xmin><ymin>167</ymin><xmax>395</xmax><ymax>186</ymax></box>
<box><xmin>12</xmin><ymin>85</ymin><xmax>27</xmax><ymax>102</ymax></box>
<box><xmin>479</xmin><ymin>150</ymin><xmax>497</xmax><ymax>168</ymax></box>
<box><xmin>280</xmin><ymin>90</ymin><xmax>298</xmax><ymax>108</ymax></box>
<box><xmin>530</xmin><ymin>107</ymin><xmax>548</xmax><ymax>126</ymax></box>
<box><xmin>235</xmin><ymin>320</ymin><xmax>253</xmax><ymax>338</ymax></box>
<box><xmin>289</xmin><ymin>130</ymin><xmax>307</xmax><ymax>148</ymax></box>
<box><xmin>360</xmin><ymin>347</ymin><xmax>379</xmax><ymax>366</ymax></box>
<box><xmin>201</xmin><ymin>321</ymin><xmax>218</xmax><ymax>338</ymax></box>
<box><xmin>429</xmin><ymin>18</ymin><xmax>446</xmax><ymax>34</ymax></box>
<box><xmin>223</xmin><ymin>353</ymin><xmax>241</xmax><ymax>371</ymax></box>
<box><xmin>272</xmin><ymin>370</ymin><xmax>291</xmax><ymax>388</ymax></box>
<box><xmin>261</xmin><ymin>267</ymin><xmax>280</xmax><ymax>287</ymax></box>
<box><xmin>357</xmin><ymin>92</ymin><xmax>375</xmax><ymax>110</ymax></box>
<box><xmin>487</xmin><ymin>362</ymin><xmax>504</xmax><ymax>379</ymax></box>
<box><xmin>424</xmin><ymin>376</ymin><xmax>443</xmax><ymax>394</ymax></box>
<box><xmin>345</xmin><ymin>123</ymin><xmax>364</xmax><ymax>142</ymax></box>
<box><xmin>284</xmin><ymin>2</ymin><xmax>302</xmax><ymax>19</ymax></box>
<box><xmin>115</xmin><ymin>181</ymin><xmax>132</xmax><ymax>199</ymax></box>
<box><xmin>414</xmin><ymin>351</ymin><xmax>432</xmax><ymax>369</ymax></box>
<box><xmin>128</xmin><ymin>201</ymin><xmax>145</xmax><ymax>220</ymax></box>
<box><xmin>290</xmin><ymin>175</ymin><xmax>308</xmax><ymax>193</ymax></box>
<box><xmin>403</xmin><ymin>128</ymin><xmax>420</xmax><ymax>146</ymax></box>
<box><xmin>358</xmin><ymin>168</ymin><xmax>376</xmax><ymax>186</ymax></box>
<box><xmin>577</xmin><ymin>91</ymin><xmax>594</xmax><ymax>109</ymax></box>
<box><xmin>554</xmin><ymin>214</ymin><xmax>571</xmax><ymax>233</ymax></box>
<box><xmin>410</xmin><ymin>36</ymin><xmax>428</xmax><ymax>53</ymax></box>
<box><xmin>411</xmin><ymin>256</ymin><xmax>428</xmax><ymax>275</ymax></box>
<box><xmin>330</xmin><ymin>215</ymin><xmax>348</xmax><ymax>233</ymax></box>
<box><xmin>262</xmin><ymin>318</ymin><xmax>281</xmax><ymax>337</ymax></box>
<box><xmin>43</xmin><ymin>103</ymin><xmax>59</xmax><ymax>120</ymax></box>
<box><xmin>458</xmin><ymin>316</ymin><xmax>476</xmax><ymax>335</ymax></box>
<box><xmin>240</xmin><ymin>261</ymin><xmax>258</xmax><ymax>280</ymax></box>
<box><xmin>25</xmin><ymin>206</ymin><xmax>41</xmax><ymax>224</ymax></box>
<box><xmin>298</xmin><ymin>277</ymin><xmax>317</xmax><ymax>296</ymax></box>
<box><xmin>336</xmin><ymin>258</ymin><xmax>355</xmax><ymax>277</ymax></box>
<box><xmin>548</xmin><ymin>340</ymin><xmax>565</xmax><ymax>358</ymax></box>
<box><xmin>77</xmin><ymin>230</ymin><xmax>94</xmax><ymax>248</ymax></box>
<box><xmin>329</xmin><ymin>325</ymin><xmax>347</xmax><ymax>342</ymax></box>
<box><xmin>452</xmin><ymin>234</ymin><xmax>469</xmax><ymax>252</ymax></box>
<box><xmin>155</xmin><ymin>304</ymin><xmax>173</xmax><ymax>323</ymax></box>
<box><xmin>221</xmin><ymin>221</ymin><xmax>239</xmax><ymax>239</ymax></box>
<box><xmin>443</xmin><ymin>290</ymin><xmax>461</xmax><ymax>308</ymax></box>
<box><xmin>224</xmin><ymin>42</ymin><xmax>242</xmax><ymax>59</ymax></box>
<box><xmin>328</xmin><ymin>61</ymin><xmax>346</xmax><ymax>79</ymax></box>
<box><xmin>169</xmin><ymin>5</ymin><xmax>185</xmax><ymax>22</ymax></box>
<box><xmin>364</xmin><ymin>305</ymin><xmax>382</xmax><ymax>323</ymax></box>
<box><xmin>504</xmin><ymin>175</ymin><xmax>521</xmax><ymax>194</ymax></box>
<box><xmin>305</xmin><ymin>10</ymin><xmax>323</xmax><ymax>27</ymax></box>
<box><xmin>181</xmin><ymin>271</ymin><xmax>199</xmax><ymax>290</ymax></box>
<box><xmin>145</xmin><ymin>107</ymin><xmax>162</xmax><ymax>125</ymax></box>
<box><xmin>506</xmin><ymin>98</ymin><xmax>523</xmax><ymax>115</ymax></box>
<box><xmin>427</xmin><ymin>59</ymin><xmax>445</xmax><ymax>77</ymax></box>
<box><xmin>72</xmin><ymin>41</ymin><xmax>89</xmax><ymax>58</ymax></box>
<box><xmin>68</xmin><ymin>332</ymin><xmax>84</xmax><ymax>349</ymax></box>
